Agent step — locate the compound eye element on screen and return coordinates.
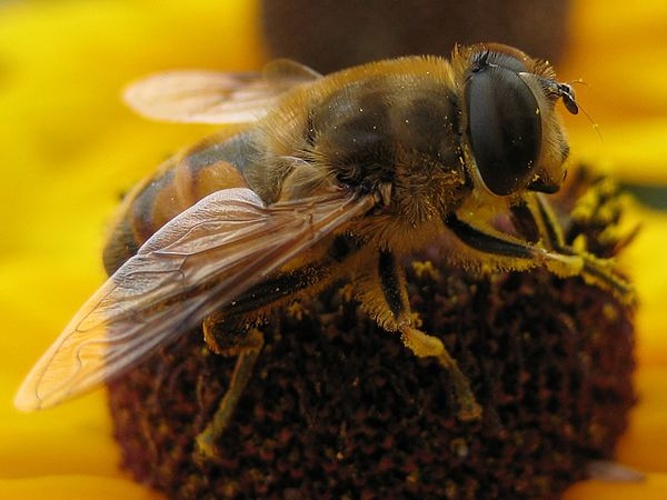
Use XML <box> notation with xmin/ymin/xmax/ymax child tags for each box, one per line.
<box><xmin>465</xmin><ymin>51</ymin><xmax>542</xmax><ymax>196</ymax></box>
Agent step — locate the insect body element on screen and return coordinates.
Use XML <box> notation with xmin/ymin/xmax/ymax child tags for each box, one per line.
<box><xmin>15</xmin><ymin>44</ymin><xmax>632</xmax><ymax>455</ymax></box>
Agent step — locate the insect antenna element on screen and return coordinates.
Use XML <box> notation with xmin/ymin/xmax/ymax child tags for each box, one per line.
<box><xmin>560</xmin><ymin>79</ymin><xmax>604</xmax><ymax>143</ymax></box>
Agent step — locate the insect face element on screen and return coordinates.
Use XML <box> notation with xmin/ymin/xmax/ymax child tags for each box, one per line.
<box><xmin>460</xmin><ymin>44</ymin><xmax>577</xmax><ymax>197</ymax></box>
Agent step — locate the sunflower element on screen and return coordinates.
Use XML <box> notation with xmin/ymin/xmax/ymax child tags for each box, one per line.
<box><xmin>1</xmin><ymin>0</ymin><xmax>665</xmax><ymax>498</ymax></box>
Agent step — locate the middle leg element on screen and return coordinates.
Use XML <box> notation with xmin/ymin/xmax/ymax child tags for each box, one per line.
<box><xmin>354</xmin><ymin>248</ymin><xmax>482</xmax><ymax>420</ymax></box>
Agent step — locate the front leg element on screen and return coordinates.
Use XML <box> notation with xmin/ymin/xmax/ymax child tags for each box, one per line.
<box><xmin>445</xmin><ymin>211</ymin><xmax>586</xmax><ymax>279</ymax></box>
<box><xmin>486</xmin><ymin>193</ymin><xmax>635</xmax><ymax>303</ymax></box>
<box><xmin>355</xmin><ymin>248</ymin><xmax>482</xmax><ymax>420</ymax></box>
<box><xmin>531</xmin><ymin>193</ymin><xmax>635</xmax><ymax>302</ymax></box>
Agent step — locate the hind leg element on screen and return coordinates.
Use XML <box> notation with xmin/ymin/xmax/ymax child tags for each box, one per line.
<box><xmin>195</xmin><ymin>313</ymin><xmax>264</xmax><ymax>458</ymax></box>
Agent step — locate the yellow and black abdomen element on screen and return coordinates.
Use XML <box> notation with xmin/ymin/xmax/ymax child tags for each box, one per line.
<box><xmin>102</xmin><ymin>129</ymin><xmax>259</xmax><ymax>275</ymax></box>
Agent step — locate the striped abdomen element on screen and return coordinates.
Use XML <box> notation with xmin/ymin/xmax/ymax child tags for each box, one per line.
<box><xmin>102</xmin><ymin>129</ymin><xmax>258</xmax><ymax>275</ymax></box>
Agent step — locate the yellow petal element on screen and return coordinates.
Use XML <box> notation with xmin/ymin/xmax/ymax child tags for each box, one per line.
<box><xmin>560</xmin><ymin>0</ymin><xmax>667</xmax><ymax>184</ymax></box>
<box><xmin>625</xmin><ymin>209</ymin><xmax>667</xmax><ymax>365</ymax></box>
<box><xmin>0</xmin><ymin>475</ymin><xmax>163</xmax><ymax>500</ymax></box>
<box><xmin>615</xmin><ymin>365</ymin><xmax>667</xmax><ymax>471</ymax></box>
<box><xmin>565</xmin><ymin>473</ymin><xmax>667</xmax><ymax>500</ymax></box>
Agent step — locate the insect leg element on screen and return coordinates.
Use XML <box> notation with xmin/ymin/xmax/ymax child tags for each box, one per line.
<box><xmin>194</xmin><ymin>239</ymin><xmax>360</xmax><ymax>456</ymax></box>
<box><xmin>448</xmin><ymin>203</ymin><xmax>635</xmax><ymax>303</ymax></box>
<box><xmin>400</xmin><ymin>325</ymin><xmax>483</xmax><ymax>420</ymax></box>
<box><xmin>194</xmin><ymin>270</ymin><xmax>326</xmax><ymax>457</ymax></box>
<box><xmin>532</xmin><ymin>193</ymin><xmax>636</xmax><ymax>303</ymax></box>
<box><xmin>445</xmin><ymin>212</ymin><xmax>586</xmax><ymax>278</ymax></box>
<box><xmin>196</xmin><ymin>318</ymin><xmax>264</xmax><ymax>458</ymax></box>
<box><xmin>356</xmin><ymin>249</ymin><xmax>482</xmax><ymax>420</ymax></box>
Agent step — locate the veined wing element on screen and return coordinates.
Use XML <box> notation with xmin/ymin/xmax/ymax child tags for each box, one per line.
<box><xmin>124</xmin><ymin>59</ymin><xmax>322</xmax><ymax>124</ymax></box>
<box><xmin>15</xmin><ymin>187</ymin><xmax>374</xmax><ymax>411</ymax></box>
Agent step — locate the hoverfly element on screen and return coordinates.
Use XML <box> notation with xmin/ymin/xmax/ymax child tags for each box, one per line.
<box><xmin>15</xmin><ymin>43</ymin><xmax>633</xmax><ymax>456</ymax></box>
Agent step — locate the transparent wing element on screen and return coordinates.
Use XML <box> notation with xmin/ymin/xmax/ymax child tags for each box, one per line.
<box><xmin>15</xmin><ymin>187</ymin><xmax>374</xmax><ymax>411</ymax></box>
<box><xmin>123</xmin><ymin>59</ymin><xmax>322</xmax><ymax>124</ymax></box>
